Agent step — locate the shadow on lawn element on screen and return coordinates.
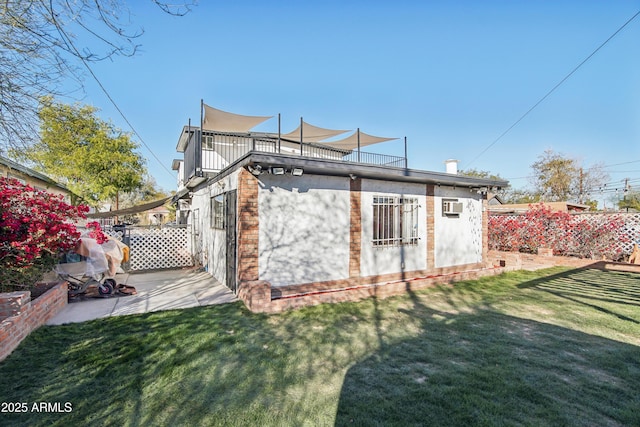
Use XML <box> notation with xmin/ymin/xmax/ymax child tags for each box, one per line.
<box><xmin>0</xmin><ymin>299</ymin><xmax>383</xmax><ymax>426</ymax></box>
<box><xmin>2</xmin><ymin>268</ymin><xmax>640</xmax><ymax>426</ymax></box>
<box><xmin>335</xmin><ymin>279</ymin><xmax>640</xmax><ymax>426</ymax></box>
<box><xmin>517</xmin><ymin>267</ymin><xmax>640</xmax><ymax>324</ymax></box>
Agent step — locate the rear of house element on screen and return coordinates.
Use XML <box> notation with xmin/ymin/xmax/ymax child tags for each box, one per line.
<box><xmin>174</xmin><ymin>104</ymin><xmax>508</xmax><ymax>312</ymax></box>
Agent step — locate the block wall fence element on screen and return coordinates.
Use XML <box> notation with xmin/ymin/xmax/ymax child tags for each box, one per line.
<box><xmin>0</xmin><ymin>282</ymin><xmax>68</xmax><ymax>362</ymax></box>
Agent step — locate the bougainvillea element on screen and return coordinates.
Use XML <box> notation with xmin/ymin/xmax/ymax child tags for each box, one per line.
<box><xmin>489</xmin><ymin>203</ymin><xmax>628</xmax><ymax>261</ymax></box>
<box><xmin>0</xmin><ymin>177</ymin><xmax>89</xmax><ymax>292</ymax></box>
<box><xmin>85</xmin><ymin>221</ymin><xmax>108</xmax><ymax>244</ymax></box>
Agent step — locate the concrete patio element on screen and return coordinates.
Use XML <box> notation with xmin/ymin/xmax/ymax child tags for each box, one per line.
<box><xmin>47</xmin><ymin>268</ymin><xmax>237</xmax><ymax>325</ymax></box>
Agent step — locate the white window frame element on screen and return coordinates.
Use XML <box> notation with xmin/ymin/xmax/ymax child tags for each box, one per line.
<box><xmin>372</xmin><ymin>196</ymin><xmax>419</xmax><ymax>247</ymax></box>
<box><xmin>202</xmin><ymin>135</ymin><xmax>215</xmax><ymax>150</ymax></box>
<box><xmin>211</xmin><ymin>194</ymin><xmax>225</xmax><ymax>229</ymax></box>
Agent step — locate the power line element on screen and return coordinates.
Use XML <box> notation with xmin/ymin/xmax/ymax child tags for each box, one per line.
<box><xmin>48</xmin><ymin>4</ymin><xmax>176</xmax><ymax>180</ymax></box>
<box><xmin>464</xmin><ymin>10</ymin><xmax>640</xmax><ymax>169</ymax></box>
<box><xmin>506</xmin><ymin>161</ymin><xmax>640</xmax><ymax>180</ymax></box>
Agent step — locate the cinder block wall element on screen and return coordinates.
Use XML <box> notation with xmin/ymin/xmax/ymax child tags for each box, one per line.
<box><xmin>0</xmin><ymin>282</ymin><xmax>68</xmax><ymax>362</ymax></box>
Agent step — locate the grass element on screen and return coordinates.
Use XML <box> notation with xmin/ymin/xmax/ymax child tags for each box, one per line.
<box><xmin>1</xmin><ymin>267</ymin><xmax>639</xmax><ymax>426</ymax></box>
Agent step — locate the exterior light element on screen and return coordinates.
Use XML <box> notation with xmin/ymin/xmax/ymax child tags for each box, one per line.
<box><xmin>271</xmin><ymin>167</ymin><xmax>285</xmax><ymax>175</ymax></box>
<box><xmin>248</xmin><ymin>165</ymin><xmax>262</xmax><ymax>176</ymax></box>
<box><xmin>291</xmin><ymin>168</ymin><xmax>304</xmax><ymax>176</ymax></box>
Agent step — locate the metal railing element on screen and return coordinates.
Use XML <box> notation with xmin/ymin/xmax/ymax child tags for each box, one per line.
<box><xmin>183</xmin><ymin>131</ymin><xmax>407</xmax><ymax>181</ymax></box>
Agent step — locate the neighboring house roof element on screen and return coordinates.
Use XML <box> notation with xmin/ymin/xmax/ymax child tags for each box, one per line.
<box><xmin>0</xmin><ymin>155</ymin><xmax>71</xmax><ymax>193</ymax></box>
<box><xmin>489</xmin><ymin>201</ymin><xmax>591</xmax><ymax>213</ymax></box>
<box><xmin>488</xmin><ymin>194</ymin><xmax>505</xmax><ymax>205</ymax></box>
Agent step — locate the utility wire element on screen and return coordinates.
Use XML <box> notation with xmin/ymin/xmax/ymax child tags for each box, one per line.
<box><xmin>48</xmin><ymin>3</ymin><xmax>175</xmax><ymax>179</ymax></box>
<box><xmin>464</xmin><ymin>10</ymin><xmax>640</xmax><ymax>169</ymax></box>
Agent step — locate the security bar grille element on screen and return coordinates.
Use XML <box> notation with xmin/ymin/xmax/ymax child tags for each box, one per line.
<box><xmin>373</xmin><ymin>196</ymin><xmax>419</xmax><ymax>246</ymax></box>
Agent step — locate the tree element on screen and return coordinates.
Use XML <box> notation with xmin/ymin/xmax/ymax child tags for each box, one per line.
<box><xmin>529</xmin><ymin>149</ymin><xmax>608</xmax><ymax>203</ymax></box>
<box><xmin>619</xmin><ymin>190</ymin><xmax>640</xmax><ymax>212</ymax></box>
<box><xmin>14</xmin><ymin>97</ymin><xmax>146</xmax><ymax>207</ymax></box>
<box><xmin>115</xmin><ymin>174</ymin><xmax>173</xmax><ymax>224</ymax></box>
<box><xmin>459</xmin><ymin>168</ymin><xmax>504</xmax><ymax>181</ymax></box>
<box><xmin>0</xmin><ymin>0</ymin><xmax>193</xmax><ymax>152</ymax></box>
<box><xmin>459</xmin><ymin>168</ymin><xmax>529</xmax><ymax>203</ymax></box>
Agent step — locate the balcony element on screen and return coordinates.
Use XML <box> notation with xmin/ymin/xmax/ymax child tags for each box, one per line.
<box><xmin>179</xmin><ymin>128</ymin><xmax>407</xmax><ymax>186</ymax></box>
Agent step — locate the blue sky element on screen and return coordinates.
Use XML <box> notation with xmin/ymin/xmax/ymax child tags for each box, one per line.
<box><xmin>70</xmin><ymin>0</ymin><xmax>639</xmax><ymax>206</ymax></box>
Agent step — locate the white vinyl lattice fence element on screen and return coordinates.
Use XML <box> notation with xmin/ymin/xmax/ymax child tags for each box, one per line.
<box><xmin>106</xmin><ymin>226</ymin><xmax>193</xmax><ymax>271</ymax></box>
<box><xmin>489</xmin><ymin>211</ymin><xmax>640</xmax><ymax>259</ymax></box>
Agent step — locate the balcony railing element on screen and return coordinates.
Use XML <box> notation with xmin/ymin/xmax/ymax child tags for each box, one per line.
<box><xmin>184</xmin><ymin>130</ymin><xmax>407</xmax><ymax>183</ymax></box>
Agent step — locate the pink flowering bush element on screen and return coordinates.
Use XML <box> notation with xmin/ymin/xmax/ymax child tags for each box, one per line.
<box><xmin>85</xmin><ymin>221</ymin><xmax>108</xmax><ymax>244</ymax></box>
<box><xmin>0</xmin><ymin>177</ymin><xmax>89</xmax><ymax>292</ymax></box>
<box><xmin>489</xmin><ymin>203</ymin><xmax>627</xmax><ymax>261</ymax></box>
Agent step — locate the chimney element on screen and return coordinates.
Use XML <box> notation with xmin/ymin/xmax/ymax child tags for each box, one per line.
<box><xmin>445</xmin><ymin>159</ymin><xmax>458</xmax><ymax>175</ymax></box>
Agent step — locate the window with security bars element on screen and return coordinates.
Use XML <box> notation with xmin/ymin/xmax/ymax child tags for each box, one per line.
<box><xmin>211</xmin><ymin>194</ymin><xmax>225</xmax><ymax>229</ymax></box>
<box><xmin>372</xmin><ymin>196</ymin><xmax>419</xmax><ymax>246</ymax></box>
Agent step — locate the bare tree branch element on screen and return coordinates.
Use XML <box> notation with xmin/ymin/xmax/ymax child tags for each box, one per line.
<box><xmin>0</xmin><ymin>0</ymin><xmax>195</xmax><ymax>153</ymax></box>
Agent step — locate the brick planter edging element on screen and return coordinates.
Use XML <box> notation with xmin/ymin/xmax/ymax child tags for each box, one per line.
<box><xmin>488</xmin><ymin>250</ymin><xmax>640</xmax><ymax>274</ymax></box>
<box><xmin>0</xmin><ymin>282</ymin><xmax>68</xmax><ymax>362</ymax></box>
<box><xmin>238</xmin><ymin>267</ymin><xmax>504</xmax><ymax>313</ymax></box>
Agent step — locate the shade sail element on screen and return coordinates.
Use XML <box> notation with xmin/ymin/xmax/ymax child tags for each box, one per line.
<box><xmin>281</xmin><ymin>120</ymin><xmax>349</xmax><ymax>143</ymax></box>
<box><xmin>202</xmin><ymin>104</ymin><xmax>273</xmax><ymax>132</ymax></box>
<box><xmin>321</xmin><ymin>130</ymin><xmax>397</xmax><ymax>150</ymax></box>
<box><xmin>86</xmin><ymin>197</ymin><xmax>172</xmax><ymax>219</ymax></box>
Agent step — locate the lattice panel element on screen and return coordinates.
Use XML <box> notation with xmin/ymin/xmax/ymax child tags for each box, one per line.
<box><xmin>490</xmin><ymin>212</ymin><xmax>640</xmax><ymax>257</ymax></box>
<box><xmin>126</xmin><ymin>227</ymin><xmax>193</xmax><ymax>271</ymax></box>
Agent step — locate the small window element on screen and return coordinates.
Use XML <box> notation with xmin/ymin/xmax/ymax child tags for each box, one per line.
<box><xmin>202</xmin><ymin>135</ymin><xmax>215</xmax><ymax>150</ymax></box>
<box><xmin>211</xmin><ymin>194</ymin><xmax>225</xmax><ymax>229</ymax></box>
<box><xmin>442</xmin><ymin>198</ymin><xmax>463</xmax><ymax>217</ymax></box>
<box><xmin>373</xmin><ymin>196</ymin><xmax>419</xmax><ymax>246</ymax></box>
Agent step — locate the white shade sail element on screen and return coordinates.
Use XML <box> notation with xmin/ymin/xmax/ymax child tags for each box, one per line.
<box><xmin>202</xmin><ymin>104</ymin><xmax>273</xmax><ymax>132</ymax></box>
<box><xmin>321</xmin><ymin>130</ymin><xmax>397</xmax><ymax>150</ymax></box>
<box><xmin>281</xmin><ymin>120</ymin><xmax>349</xmax><ymax>143</ymax></box>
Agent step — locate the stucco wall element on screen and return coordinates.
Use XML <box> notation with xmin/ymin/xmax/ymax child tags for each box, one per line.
<box><xmin>188</xmin><ymin>170</ymin><xmax>240</xmax><ymax>285</ymax></box>
<box><xmin>360</xmin><ymin>179</ymin><xmax>427</xmax><ymax>277</ymax></box>
<box><xmin>258</xmin><ymin>174</ymin><xmax>350</xmax><ymax>287</ymax></box>
<box><xmin>434</xmin><ymin>186</ymin><xmax>483</xmax><ymax>268</ymax></box>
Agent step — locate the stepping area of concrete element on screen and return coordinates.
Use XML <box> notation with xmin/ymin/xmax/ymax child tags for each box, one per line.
<box><xmin>47</xmin><ymin>268</ymin><xmax>236</xmax><ymax>325</ymax></box>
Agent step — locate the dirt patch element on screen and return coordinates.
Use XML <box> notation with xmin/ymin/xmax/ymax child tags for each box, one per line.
<box><xmin>30</xmin><ymin>281</ymin><xmax>61</xmax><ymax>300</ymax></box>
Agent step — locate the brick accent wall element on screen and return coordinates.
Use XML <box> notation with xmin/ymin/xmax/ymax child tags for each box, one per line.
<box><xmin>482</xmin><ymin>195</ymin><xmax>489</xmax><ymax>266</ymax></box>
<box><xmin>426</xmin><ymin>184</ymin><xmax>435</xmax><ymax>270</ymax></box>
<box><xmin>245</xmin><ymin>266</ymin><xmax>504</xmax><ymax>313</ymax></box>
<box><xmin>0</xmin><ymin>282</ymin><xmax>68</xmax><ymax>362</ymax></box>
<box><xmin>237</xmin><ymin>168</ymin><xmax>259</xmax><ymax>283</ymax></box>
<box><xmin>349</xmin><ymin>178</ymin><xmax>362</xmax><ymax>277</ymax></box>
<box><xmin>234</xmin><ymin>178</ymin><xmax>499</xmax><ymax>314</ymax></box>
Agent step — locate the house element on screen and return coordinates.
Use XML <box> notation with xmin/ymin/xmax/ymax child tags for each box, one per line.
<box><xmin>488</xmin><ymin>198</ymin><xmax>591</xmax><ymax>214</ymax></box>
<box><xmin>173</xmin><ymin>104</ymin><xmax>509</xmax><ymax>312</ymax></box>
<box><xmin>0</xmin><ymin>156</ymin><xmax>74</xmax><ymax>202</ymax></box>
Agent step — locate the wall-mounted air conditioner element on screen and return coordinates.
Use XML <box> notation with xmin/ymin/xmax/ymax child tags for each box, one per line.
<box><xmin>442</xmin><ymin>199</ymin><xmax>463</xmax><ymax>216</ymax></box>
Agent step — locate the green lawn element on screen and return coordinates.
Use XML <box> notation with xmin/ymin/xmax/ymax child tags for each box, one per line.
<box><xmin>1</xmin><ymin>267</ymin><xmax>639</xmax><ymax>426</ymax></box>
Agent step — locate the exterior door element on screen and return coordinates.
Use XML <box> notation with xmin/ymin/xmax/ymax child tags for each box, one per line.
<box><xmin>191</xmin><ymin>208</ymin><xmax>203</xmax><ymax>267</ymax></box>
<box><xmin>225</xmin><ymin>190</ymin><xmax>238</xmax><ymax>293</ymax></box>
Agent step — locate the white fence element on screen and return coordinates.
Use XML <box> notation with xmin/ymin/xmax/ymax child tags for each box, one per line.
<box><xmin>106</xmin><ymin>226</ymin><xmax>194</xmax><ymax>272</ymax></box>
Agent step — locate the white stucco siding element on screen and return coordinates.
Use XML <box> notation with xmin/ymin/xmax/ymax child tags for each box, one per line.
<box><xmin>360</xmin><ymin>179</ymin><xmax>427</xmax><ymax>277</ymax></box>
<box><xmin>258</xmin><ymin>174</ymin><xmax>350</xmax><ymax>287</ymax></box>
<box><xmin>434</xmin><ymin>186</ymin><xmax>483</xmax><ymax>268</ymax></box>
<box><xmin>188</xmin><ymin>170</ymin><xmax>240</xmax><ymax>285</ymax></box>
